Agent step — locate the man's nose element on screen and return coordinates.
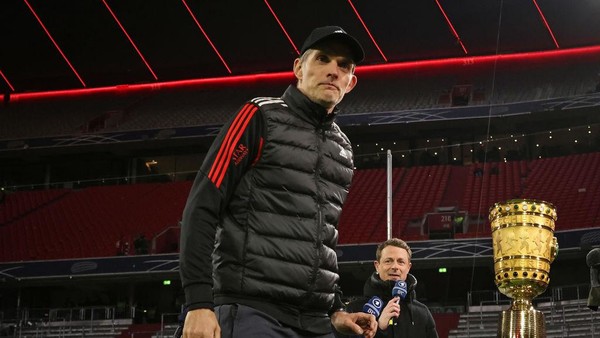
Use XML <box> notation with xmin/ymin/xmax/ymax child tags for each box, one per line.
<box><xmin>326</xmin><ymin>62</ymin><xmax>340</xmax><ymax>79</ymax></box>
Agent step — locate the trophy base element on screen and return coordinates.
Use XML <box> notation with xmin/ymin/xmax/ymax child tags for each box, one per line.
<box><xmin>498</xmin><ymin>307</ymin><xmax>546</xmax><ymax>338</ymax></box>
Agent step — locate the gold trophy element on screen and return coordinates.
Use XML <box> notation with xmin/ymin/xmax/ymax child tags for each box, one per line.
<box><xmin>489</xmin><ymin>199</ymin><xmax>558</xmax><ymax>338</ymax></box>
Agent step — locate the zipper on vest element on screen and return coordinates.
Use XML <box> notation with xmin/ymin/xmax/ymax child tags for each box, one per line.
<box><xmin>308</xmin><ymin>203</ymin><xmax>323</xmax><ymax>289</ymax></box>
<box><xmin>308</xmin><ymin>129</ymin><xmax>325</xmax><ymax>292</ymax></box>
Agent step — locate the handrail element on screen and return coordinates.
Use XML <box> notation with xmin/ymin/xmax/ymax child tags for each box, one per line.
<box><xmin>467</xmin><ymin>283</ymin><xmax>590</xmax><ymax>308</ymax></box>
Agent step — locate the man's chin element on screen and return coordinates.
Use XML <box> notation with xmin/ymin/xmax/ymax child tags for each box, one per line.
<box><xmin>314</xmin><ymin>97</ymin><xmax>337</xmax><ymax>110</ymax></box>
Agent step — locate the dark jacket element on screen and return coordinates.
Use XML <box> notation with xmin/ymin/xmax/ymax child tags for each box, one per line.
<box><xmin>179</xmin><ymin>85</ymin><xmax>354</xmax><ymax>334</ymax></box>
<box><xmin>341</xmin><ymin>273</ymin><xmax>438</xmax><ymax>338</ymax></box>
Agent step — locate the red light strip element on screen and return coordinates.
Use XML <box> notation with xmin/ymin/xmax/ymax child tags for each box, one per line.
<box><xmin>357</xmin><ymin>45</ymin><xmax>600</xmax><ymax>74</ymax></box>
<box><xmin>533</xmin><ymin>0</ymin><xmax>560</xmax><ymax>49</ymax></box>
<box><xmin>434</xmin><ymin>0</ymin><xmax>468</xmax><ymax>55</ymax></box>
<box><xmin>9</xmin><ymin>44</ymin><xmax>600</xmax><ymax>102</ymax></box>
<box><xmin>181</xmin><ymin>0</ymin><xmax>232</xmax><ymax>74</ymax></box>
<box><xmin>9</xmin><ymin>71</ymin><xmax>293</xmax><ymax>102</ymax></box>
<box><xmin>102</xmin><ymin>0</ymin><xmax>158</xmax><ymax>80</ymax></box>
<box><xmin>0</xmin><ymin>69</ymin><xmax>15</xmax><ymax>92</ymax></box>
<box><xmin>23</xmin><ymin>0</ymin><xmax>86</xmax><ymax>87</ymax></box>
<box><xmin>347</xmin><ymin>0</ymin><xmax>387</xmax><ymax>62</ymax></box>
<box><xmin>264</xmin><ymin>0</ymin><xmax>299</xmax><ymax>55</ymax></box>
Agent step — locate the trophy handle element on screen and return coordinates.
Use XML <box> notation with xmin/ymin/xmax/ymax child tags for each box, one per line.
<box><xmin>550</xmin><ymin>237</ymin><xmax>558</xmax><ymax>263</ymax></box>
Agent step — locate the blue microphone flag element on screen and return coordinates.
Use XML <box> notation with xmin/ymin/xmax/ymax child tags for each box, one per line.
<box><xmin>362</xmin><ymin>296</ymin><xmax>383</xmax><ymax>318</ymax></box>
<box><xmin>392</xmin><ymin>280</ymin><xmax>408</xmax><ymax>300</ymax></box>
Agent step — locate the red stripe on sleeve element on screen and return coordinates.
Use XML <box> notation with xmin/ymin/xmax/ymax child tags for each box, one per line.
<box><xmin>207</xmin><ymin>104</ymin><xmax>258</xmax><ymax>188</ymax></box>
<box><xmin>251</xmin><ymin>137</ymin><xmax>264</xmax><ymax>166</ymax></box>
<box><xmin>207</xmin><ymin>103</ymin><xmax>253</xmax><ymax>181</ymax></box>
<box><xmin>213</xmin><ymin>106</ymin><xmax>258</xmax><ymax>188</ymax></box>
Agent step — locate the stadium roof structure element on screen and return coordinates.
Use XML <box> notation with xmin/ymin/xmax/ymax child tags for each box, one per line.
<box><xmin>2</xmin><ymin>0</ymin><xmax>600</xmax><ymax>95</ymax></box>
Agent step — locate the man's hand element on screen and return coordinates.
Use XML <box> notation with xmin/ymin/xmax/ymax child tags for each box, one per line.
<box><xmin>183</xmin><ymin>308</ymin><xmax>221</xmax><ymax>338</ymax></box>
<box><xmin>378</xmin><ymin>297</ymin><xmax>400</xmax><ymax>331</ymax></box>
<box><xmin>331</xmin><ymin>311</ymin><xmax>377</xmax><ymax>338</ymax></box>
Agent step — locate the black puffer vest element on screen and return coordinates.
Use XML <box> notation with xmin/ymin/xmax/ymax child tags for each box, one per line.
<box><xmin>213</xmin><ymin>85</ymin><xmax>354</xmax><ymax>330</ymax></box>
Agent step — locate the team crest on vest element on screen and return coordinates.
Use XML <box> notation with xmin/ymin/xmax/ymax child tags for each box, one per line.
<box><xmin>232</xmin><ymin>143</ymin><xmax>249</xmax><ymax>165</ymax></box>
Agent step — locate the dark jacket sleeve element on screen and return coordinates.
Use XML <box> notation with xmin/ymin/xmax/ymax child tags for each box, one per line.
<box><xmin>179</xmin><ymin>101</ymin><xmax>264</xmax><ymax>310</ymax></box>
<box><xmin>333</xmin><ymin>298</ymin><xmax>368</xmax><ymax>338</ymax></box>
<box><xmin>425</xmin><ymin>307</ymin><xmax>439</xmax><ymax>338</ymax></box>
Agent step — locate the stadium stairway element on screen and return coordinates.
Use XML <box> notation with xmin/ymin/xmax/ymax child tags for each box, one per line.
<box><xmin>9</xmin><ymin>318</ymin><xmax>133</xmax><ymax>338</ymax></box>
<box><xmin>449</xmin><ymin>299</ymin><xmax>600</xmax><ymax>338</ymax></box>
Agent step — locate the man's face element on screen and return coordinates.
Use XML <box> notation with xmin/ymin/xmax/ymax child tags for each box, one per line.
<box><xmin>374</xmin><ymin>245</ymin><xmax>412</xmax><ymax>282</ymax></box>
<box><xmin>293</xmin><ymin>41</ymin><xmax>358</xmax><ymax>113</ymax></box>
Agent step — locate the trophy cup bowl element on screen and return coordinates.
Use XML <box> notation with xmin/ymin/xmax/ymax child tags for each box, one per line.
<box><xmin>489</xmin><ymin>199</ymin><xmax>558</xmax><ymax>338</ymax></box>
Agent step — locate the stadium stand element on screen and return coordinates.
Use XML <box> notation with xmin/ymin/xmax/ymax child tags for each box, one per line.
<box><xmin>2</xmin><ymin>311</ymin><xmax>164</xmax><ymax>338</ymax></box>
<box><xmin>2</xmin><ymin>56</ymin><xmax>599</xmax><ymax>142</ymax></box>
<box><xmin>13</xmin><ymin>319</ymin><xmax>136</xmax><ymax>338</ymax></box>
<box><xmin>0</xmin><ymin>181</ymin><xmax>191</xmax><ymax>261</ymax></box>
<box><xmin>338</xmin><ymin>153</ymin><xmax>600</xmax><ymax>244</ymax></box>
<box><xmin>449</xmin><ymin>298</ymin><xmax>600</xmax><ymax>338</ymax></box>
<box><xmin>0</xmin><ymin>188</ymin><xmax>69</xmax><ymax>226</ymax></box>
<box><xmin>522</xmin><ymin>152</ymin><xmax>600</xmax><ymax>230</ymax></box>
<box><xmin>460</xmin><ymin>160</ymin><xmax>527</xmax><ymax>230</ymax></box>
<box><xmin>101</xmin><ymin>83</ymin><xmax>290</xmax><ymax>133</ymax></box>
<box><xmin>0</xmin><ymin>50</ymin><xmax>597</xmax><ymax>333</ymax></box>
<box><xmin>337</xmin><ymin>167</ymin><xmax>404</xmax><ymax>243</ymax></box>
<box><xmin>0</xmin><ymin>94</ymin><xmax>146</xmax><ymax>141</ymax></box>
<box><xmin>2</xmin><ymin>151</ymin><xmax>599</xmax><ymax>262</ymax></box>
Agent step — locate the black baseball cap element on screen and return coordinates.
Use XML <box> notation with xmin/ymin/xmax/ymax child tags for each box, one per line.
<box><xmin>300</xmin><ymin>26</ymin><xmax>365</xmax><ymax>63</ymax></box>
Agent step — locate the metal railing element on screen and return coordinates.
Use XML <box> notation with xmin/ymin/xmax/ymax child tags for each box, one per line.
<box><xmin>467</xmin><ymin>283</ymin><xmax>590</xmax><ymax>308</ymax></box>
<box><xmin>456</xmin><ymin>283</ymin><xmax>599</xmax><ymax>338</ymax></box>
<box><xmin>3</xmin><ymin>306</ymin><xmax>119</xmax><ymax>338</ymax></box>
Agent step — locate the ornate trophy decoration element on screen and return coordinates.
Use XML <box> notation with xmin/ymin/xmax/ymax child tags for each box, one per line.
<box><xmin>490</xmin><ymin>199</ymin><xmax>559</xmax><ymax>338</ymax></box>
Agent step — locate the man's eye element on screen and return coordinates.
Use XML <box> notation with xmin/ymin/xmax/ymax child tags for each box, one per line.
<box><xmin>339</xmin><ymin>63</ymin><xmax>352</xmax><ymax>71</ymax></box>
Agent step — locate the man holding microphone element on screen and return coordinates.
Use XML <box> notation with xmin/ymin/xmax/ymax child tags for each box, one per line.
<box><xmin>339</xmin><ymin>238</ymin><xmax>438</xmax><ymax>338</ymax></box>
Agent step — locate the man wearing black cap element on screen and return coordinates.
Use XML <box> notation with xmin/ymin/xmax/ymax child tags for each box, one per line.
<box><xmin>179</xmin><ymin>26</ymin><xmax>375</xmax><ymax>338</ymax></box>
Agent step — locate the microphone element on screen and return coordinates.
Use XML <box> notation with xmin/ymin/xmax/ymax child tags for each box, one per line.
<box><xmin>392</xmin><ymin>280</ymin><xmax>408</xmax><ymax>300</ymax></box>
<box><xmin>587</xmin><ymin>248</ymin><xmax>600</xmax><ymax>268</ymax></box>
<box><xmin>587</xmin><ymin>248</ymin><xmax>600</xmax><ymax>311</ymax></box>
<box><xmin>362</xmin><ymin>296</ymin><xmax>384</xmax><ymax>318</ymax></box>
<box><xmin>389</xmin><ymin>280</ymin><xmax>408</xmax><ymax>326</ymax></box>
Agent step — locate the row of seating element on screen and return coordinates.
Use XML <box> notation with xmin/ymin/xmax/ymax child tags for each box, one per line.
<box><xmin>0</xmin><ymin>181</ymin><xmax>191</xmax><ymax>261</ymax></box>
<box><xmin>1</xmin><ymin>153</ymin><xmax>599</xmax><ymax>262</ymax></box>
<box><xmin>449</xmin><ymin>299</ymin><xmax>600</xmax><ymax>337</ymax></box>
<box><xmin>0</xmin><ymin>188</ymin><xmax>69</xmax><ymax>225</ymax></box>
<box><xmin>2</xmin><ymin>56</ymin><xmax>598</xmax><ymax>141</ymax></box>
<box><xmin>340</xmin><ymin>153</ymin><xmax>600</xmax><ymax>243</ymax></box>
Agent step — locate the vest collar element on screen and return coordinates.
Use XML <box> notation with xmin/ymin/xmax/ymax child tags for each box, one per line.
<box><xmin>282</xmin><ymin>85</ymin><xmax>339</xmax><ymax>127</ymax></box>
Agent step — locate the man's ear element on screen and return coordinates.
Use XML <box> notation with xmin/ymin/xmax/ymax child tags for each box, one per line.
<box><xmin>373</xmin><ymin>260</ymin><xmax>379</xmax><ymax>273</ymax></box>
<box><xmin>293</xmin><ymin>58</ymin><xmax>303</xmax><ymax>81</ymax></box>
<box><xmin>344</xmin><ymin>75</ymin><xmax>358</xmax><ymax>94</ymax></box>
